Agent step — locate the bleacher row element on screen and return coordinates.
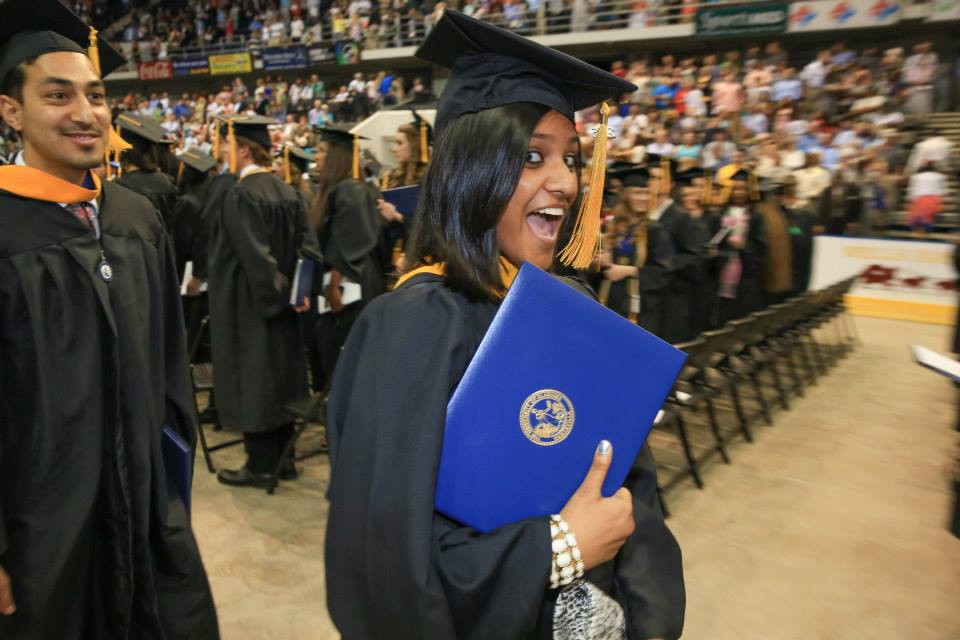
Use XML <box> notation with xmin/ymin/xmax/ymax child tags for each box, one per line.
<box><xmin>651</xmin><ymin>278</ymin><xmax>859</xmax><ymax>516</ymax></box>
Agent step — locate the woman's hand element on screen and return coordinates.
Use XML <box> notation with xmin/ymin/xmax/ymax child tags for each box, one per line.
<box><xmin>560</xmin><ymin>441</ymin><xmax>634</xmax><ymax>572</ymax></box>
<box><xmin>604</xmin><ymin>264</ymin><xmax>638</xmax><ymax>283</ymax></box>
<box><xmin>376</xmin><ymin>199</ymin><xmax>404</xmax><ymax>224</ymax></box>
<box><xmin>0</xmin><ymin>564</ymin><xmax>14</xmax><ymax>615</ymax></box>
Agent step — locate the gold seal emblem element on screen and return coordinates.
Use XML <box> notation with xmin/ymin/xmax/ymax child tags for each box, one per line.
<box><xmin>519</xmin><ymin>390</ymin><xmax>575</xmax><ymax>446</ymax></box>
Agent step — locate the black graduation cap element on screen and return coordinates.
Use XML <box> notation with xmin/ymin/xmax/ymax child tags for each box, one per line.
<box><xmin>676</xmin><ymin>167</ymin><xmax>704</xmax><ymax>186</ymax></box>
<box><xmin>116</xmin><ymin>112</ymin><xmax>171</xmax><ymax>145</ymax></box>
<box><xmin>0</xmin><ymin>0</ymin><xmax>127</xmax><ymax>82</ymax></box>
<box><xmin>177</xmin><ymin>148</ymin><xmax>216</xmax><ymax>174</ymax></box>
<box><xmin>409</xmin><ymin>109</ymin><xmax>434</xmax><ymax>163</ymax></box>
<box><xmin>728</xmin><ymin>168</ymin><xmax>751</xmax><ymax>181</ymax></box>
<box><xmin>219</xmin><ymin>115</ymin><xmax>275</xmax><ymax>153</ymax></box>
<box><xmin>283</xmin><ymin>144</ymin><xmax>313</xmax><ymax>173</ymax></box>
<box><xmin>416</xmin><ymin>10</ymin><xmax>635</xmax><ymax>133</ymax></box>
<box><xmin>314</xmin><ymin>125</ymin><xmax>368</xmax><ymax>150</ymax></box>
<box><xmin>616</xmin><ymin>166</ymin><xmax>651</xmax><ymax>189</ymax></box>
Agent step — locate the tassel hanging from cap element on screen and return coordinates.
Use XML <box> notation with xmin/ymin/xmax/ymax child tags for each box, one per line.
<box><xmin>558</xmin><ymin>102</ymin><xmax>611</xmax><ymax>270</ymax></box>
<box><xmin>648</xmin><ymin>179</ymin><xmax>659</xmax><ymax>216</ymax></box>
<box><xmin>228</xmin><ymin>120</ymin><xmax>238</xmax><ymax>174</ymax></box>
<box><xmin>104</xmin><ymin>151</ymin><xmax>111</xmax><ymax>180</ymax></box>
<box><xmin>660</xmin><ymin>156</ymin><xmax>671</xmax><ymax>196</ymax></box>
<box><xmin>87</xmin><ymin>27</ymin><xmax>101</xmax><ymax>77</ymax></box>
<box><xmin>420</xmin><ymin>119</ymin><xmax>429</xmax><ymax>164</ymax></box>
<box><xmin>283</xmin><ymin>146</ymin><xmax>292</xmax><ymax>184</ymax></box>
<box><xmin>212</xmin><ymin>121</ymin><xmax>220</xmax><ymax>161</ymax></box>
<box><xmin>114</xmin><ymin>149</ymin><xmax>123</xmax><ymax>178</ymax></box>
<box><xmin>352</xmin><ymin>133</ymin><xmax>360</xmax><ymax>180</ymax></box>
<box><xmin>748</xmin><ymin>172</ymin><xmax>760</xmax><ymax>201</ymax></box>
<box><xmin>176</xmin><ymin>161</ymin><xmax>185</xmax><ymax>187</ymax></box>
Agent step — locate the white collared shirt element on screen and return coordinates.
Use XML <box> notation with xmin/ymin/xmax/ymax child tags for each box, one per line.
<box><xmin>239</xmin><ymin>163</ymin><xmax>264</xmax><ymax>178</ymax></box>
<box><xmin>650</xmin><ymin>198</ymin><xmax>673</xmax><ymax>222</ymax></box>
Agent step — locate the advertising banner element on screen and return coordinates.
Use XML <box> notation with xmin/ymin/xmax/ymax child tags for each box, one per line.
<box><xmin>788</xmin><ymin>0</ymin><xmax>901</xmax><ymax>32</ymax></box>
<box><xmin>137</xmin><ymin>61</ymin><xmax>172</xmax><ymax>81</ymax></box>
<box><xmin>695</xmin><ymin>3</ymin><xmax>788</xmax><ymax>36</ymax></box>
<box><xmin>172</xmin><ymin>56</ymin><xmax>210</xmax><ymax>77</ymax></box>
<box><xmin>810</xmin><ymin>236</ymin><xmax>956</xmax><ymax>324</ymax></box>
<box><xmin>208</xmin><ymin>52</ymin><xmax>253</xmax><ymax>75</ymax></box>
<box><xmin>262</xmin><ymin>46</ymin><xmax>309</xmax><ymax>70</ymax></box>
<box><xmin>926</xmin><ymin>0</ymin><xmax>960</xmax><ymax>21</ymax></box>
<box><xmin>334</xmin><ymin>41</ymin><xmax>362</xmax><ymax>65</ymax></box>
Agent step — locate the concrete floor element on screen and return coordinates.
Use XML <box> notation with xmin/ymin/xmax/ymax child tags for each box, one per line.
<box><xmin>191</xmin><ymin>316</ymin><xmax>960</xmax><ymax>640</ymax></box>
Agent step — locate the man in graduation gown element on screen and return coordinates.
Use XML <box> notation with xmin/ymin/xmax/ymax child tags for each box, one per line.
<box><xmin>207</xmin><ymin>115</ymin><xmax>322</xmax><ymax>487</ymax></box>
<box><xmin>647</xmin><ymin>158</ymin><xmax>707</xmax><ymax>344</ymax></box>
<box><xmin>115</xmin><ymin>112</ymin><xmax>181</xmax><ymax>258</ymax></box>
<box><xmin>0</xmin><ymin>4</ymin><xmax>218</xmax><ymax>637</ymax></box>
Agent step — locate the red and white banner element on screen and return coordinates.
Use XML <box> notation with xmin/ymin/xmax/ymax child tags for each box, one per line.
<box><xmin>137</xmin><ymin>61</ymin><xmax>173</xmax><ymax>81</ymax></box>
<box><xmin>788</xmin><ymin>0</ymin><xmax>901</xmax><ymax>31</ymax></box>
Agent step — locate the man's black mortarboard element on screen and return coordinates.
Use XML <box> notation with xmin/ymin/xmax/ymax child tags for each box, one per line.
<box><xmin>616</xmin><ymin>166</ymin><xmax>651</xmax><ymax>189</ymax></box>
<box><xmin>220</xmin><ymin>115</ymin><xmax>275</xmax><ymax>153</ymax></box>
<box><xmin>315</xmin><ymin>126</ymin><xmax>369</xmax><ymax>180</ymax></box>
<box><xmin>415</xmin><ymin>10</ymin><xmax>636</xmax><ymax>269</ymax></box>
<box><xmin>116</xmin><ymin>112</ymin><xmax>171</xmax><ymax>145</ymax></box>
<box><xmin>0</xmin><ymin>0</ymin><xmax>126</xmax><ymax>82</ymax></box>
<box><xmin>280</xmin><ymin>144</ymin><xmax>312</xmax><ymax>183</ymax></box>
<box><xmin>177</xmin><ymin>148</ymin><xmax>216</xmax><ymax>174</ymax></box>
<box><xmin>676</xmin><ymin>167</ymin><xmax>704</xmax><ymax>186</ymax></box>
<box><xmin>416</xmin><ymin>10</ymin><xmax>634</xmax><ymax>133</ymax></box>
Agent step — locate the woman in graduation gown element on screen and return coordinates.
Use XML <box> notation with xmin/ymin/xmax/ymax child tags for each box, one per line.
<box><xmin>677</xmin><ymin>168</ymin><xmax>720</xmax><ymax>334</ymax></box>
<box><xmin>599</xmin><ymin>167</ymin><xmax>674</xmax><ymax>339</ymax></box>
<box><xmin>325</xmin><ymin>11</ymin><xmax>684</xmax><ymax>640</ymax></box>
<box><xmin>312</xmin><ymin>126</ymin><xmax>384</xmax><ymax>392</ymax></box>
<box><xmin>715</xmin><ymin>169</ymin><xmax>767</xmax><ymax>324</ymax></box>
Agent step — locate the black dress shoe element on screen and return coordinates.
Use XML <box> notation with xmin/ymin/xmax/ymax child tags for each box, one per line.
<box><xmin>217</xmin><ymin>466</ymin><xmax>273</xmax><ymax>488</ymax></box>
<box><xmin>279</xmin><ymin>462</ymin><xmax>299</xmax><ymax>481</ymax></box>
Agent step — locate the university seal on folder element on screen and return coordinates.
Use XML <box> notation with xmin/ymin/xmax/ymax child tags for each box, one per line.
<box><xmin>435</xmin><ymin>263</ymin><xmax>687</xmax><ymax>533</ymax></box>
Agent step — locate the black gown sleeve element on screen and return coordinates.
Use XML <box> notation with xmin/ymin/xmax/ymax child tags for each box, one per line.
<box><xmin>321</xmin><ymin>180</ymin><xmax>381</xmax><ymax>283</ymax></box>
<box><xmin>194</xmin><ymin>174</ymin><xmax>237</xmax><ymax>280</ymax></box>
<box><xmin>222</xmin><ymin>188</ymin><xmax>289</xmax><ymax>318</ymax></box>
<box><xmin>326</xmin><ymin>284</ymin><xmax>552</xmax><ymax>640</ymax></box>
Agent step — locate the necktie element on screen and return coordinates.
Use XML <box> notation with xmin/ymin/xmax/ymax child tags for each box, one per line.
<box><xmin>66</xmin><ymin>202</ymin><xmax>95</xmax><ymax>231</ymax></box>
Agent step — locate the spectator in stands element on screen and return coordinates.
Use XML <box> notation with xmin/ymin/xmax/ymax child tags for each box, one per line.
<box><xmin>647</xmin><ymin>127</ymin><xmax>676</xmax><ymax>158</ymax></box>
<box><xmin>793</xmin><ymin>151</ymin><xmax>831</xmax><ymax>210</ymax></box>
<box><xmin>712</xmin><ymin>70</ymin><xmax>743</xmax><ymax>116</ymax></box>
<box><xmin>906</xmin><ymin>133</ymin><xmax>955</xmax><ymax>175</ymax></box>
<box><xmin>703</xmin><ymin>129</ymin><xmax>735</xmax><ymax>169</ymax></box>
<box><xmin>772</xmin><ymin>67</ymin><xmax>803</xmax><ymax>104</ymax></box>
<box><xmin>742</xmin><ymin>103</ymin><xmax>769</xmax><ymax>137</ymax></box>
<box><xmin>779</xmin><ymin>135</ymin><xmax>806</xmax><ymax>171</ymax></box>
<box><xmin>902</xmin><ymin>42</ymin><xmax>938</xmax><ymax>115</ymax></box>
<box><xmin>907</xmin><ymin>161</ymin><xmax>946</xmax><ymax>233</ymax></box>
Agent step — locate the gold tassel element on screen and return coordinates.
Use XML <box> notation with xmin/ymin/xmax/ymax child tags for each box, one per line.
<box><xmin>420</xmin><ymin>119</ymin><xmax>429</xmax><ymax>164</ymax></box>
<box><xmin>228</xmin><ymin>121</ymin><xmax>237</xmax><ymax>174</ymax></box>
<box><xmin>284</xmin><ymin>146</ymin><xmax>292</xmax><ymax>184</ymax></box>
<box><xmin>558</xmin><ymin>102</ymin><xmax>610</xmax><ymax>270</ymax></box>
<box><xmin>648</xmin><ymin>179</ymin><xmax>659</xmax><ymax>216</ymax></box>
<box><xmin>87</xmin><ymin>27</ymin><xmax>101</xmax><ymax>77</ymax></box>
<box><xmin>660</xmin><ymin>156</ymin><xmax>671</xmax><ymax>195</ymax></box>
<box><xmin>104</xmin><ymin>151</ymin><xmax>111</xmax><ymax>180</ymax></box>
<box><xmin>352</xmin><ymin>133</ymin><xmax>360</xmax><ymax>180</ymax></box>
<box><xmin>114</xmin><ymin>149</ymin><xmax>123</xmax><ymax>178</ymax></box>
<box><xmin>212</xmin><ymin>121</ymin><xmax>220</xmax><ymax>160</ymax></box>
<box><xmin>749</xmin><ymin>172</ymin><xmax>760</xmax><ymax>201</ymax></box>
<box><xmin>177</xmin><ymin>161</ymin><xmax>185</xmax><ymax>187</ymax></box>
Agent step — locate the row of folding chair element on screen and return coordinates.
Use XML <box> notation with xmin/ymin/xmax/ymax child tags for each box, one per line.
<box><xmin>652</xmin><ymin>278</ymin><xmax>860</xmax><ymax>516</ymax></box>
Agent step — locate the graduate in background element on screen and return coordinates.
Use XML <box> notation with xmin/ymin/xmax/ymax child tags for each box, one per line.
<box><xmin>0</xmin><ymin>2</ymin><xmax>218</xmax><ymax>636</ymax></box>
<box><xmin>677</xmin><ymin>167</ymin><xmax>721</xmax><ymax>335</ymax></box>
<box><xmin>778</xmin><ymin>176</ymin><xmax>815</xmax><ymax>296</ymax></box>
<box><xmin>174</xmin><ymin>148</ymin><xmax>216</xmax><ymax>355</ymax></box>
<box><xmin>312</xmin><ymin>126</ymin><xmax>384</xmax><ymax>393</ymax></box>
<box><xmin>325</xmin><ymin>11</ymin><xmax>684</xmax><ymax>640</ymax></box>
<box><xmin>716</xmin><ymin>168</ymin><xmax>767</xmax><ymax>324</ymax></box>
<box><xmin>115</xmin><ymin>112</ymin><xmax>179</xmax><ymax>239</ymax></box>
<box><xmin>279</xmin><ymin>143</ymin><xmax>315</xmax><ymax>204</ymax></box>
<box><xmin>207</xmin><ymin>115</ymin><xmax>321</xmax><ymax>487</ymax></box>
<box><xmin>184</xmin><ymin>117</ymin><xmax>238</xmax><ymax>297</ymax></box>
<box><xmin>599</xmin><ymin>166</ymin><xmax>673</xmax><ymax>337</ymax></box>
<box><xmin>377</xmin><ymin>110</ymin><xmax>433</xmax><ymax>275</ymax></box>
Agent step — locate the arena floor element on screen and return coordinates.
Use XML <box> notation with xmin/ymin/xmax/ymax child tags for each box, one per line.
<box><xmin>191</xmin><ymin>316</ymin><xmax>960</xmax><ymax>640</ymax></box>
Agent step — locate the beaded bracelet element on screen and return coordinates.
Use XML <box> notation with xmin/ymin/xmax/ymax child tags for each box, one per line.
<box><xmin>549</xmin><ymin>514</ymin><xmax>585</xmax><ymax>590</ymax></box>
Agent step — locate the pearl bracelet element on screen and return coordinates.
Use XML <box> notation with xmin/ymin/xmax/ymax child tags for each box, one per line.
<box><xmin>549</xmin><ymin>514</ymin><xmax>585</xmax><ymax>590</ymax></box>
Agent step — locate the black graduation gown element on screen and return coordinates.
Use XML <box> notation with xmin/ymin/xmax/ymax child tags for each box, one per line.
<box><xmin>606</xmin><ymin>224</ymin><xmax>673</xmax><ymax>338</ymax></box>
<box><xmin>0</xmin><ymin>183</ymin><xmax>218</xmax><ymax>639</ymax></box>
<box><xmin>172</xmin><ymin>190</ymin><xmax>201</xmax><ymax>280</ymax></box>
<box><xmin>326</xmin><ymin>273</ymin><xmax>685</xmax><ymax>640</ymax></box>
<box><xmin>193</xmin><ymin>172</ymin><xmax>237</xmax><ymax>281</ymax></box>
<box><xmin>314</xmin><ymin>179</ymin><xmax>385</xmax><ymax>391</ymax></box>
<box><xmin>207</xmin><ymin>170</ymin><xmax>320</xmax><ymax>432</ymax></box>
<box><xmin>115</xmin><ymin>169</ymin><xmax>179</xmax><ymax>245</ymax></box>
<box><xmin>657</xmin><ymin>203</ymin><xmax>708</xmax><ymax>344</ymax></box>
<box><xmin>689</xmin><ymin>210</ymin><xmax>721</xmax><ymax>335</ymax></box>
<box><xmin>784</xmin><ymin>204</ymin><xmax>814</xmax><ymax>295</ymax></box>
<box><xmin>717</xmin><ymin>205</ymin><xmax>768</xmax><ymax>325</ymax></box>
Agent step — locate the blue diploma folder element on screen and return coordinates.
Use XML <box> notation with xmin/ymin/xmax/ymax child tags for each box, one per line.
<box><xmin>381</xmin><ymin>185</ymin><xmax>420</xmax><ymax>219</ymax></box>
<box><xmin>162</xmin><ymin>426</ymin><xmax>193</xmax><ymax>514</ymax></box>
<box><xmin>435</xmin><ymin>263</ymin><xmax>687</xmax><ymax>533</ymax></box>
<box><xmin>289</xmin><ymin>257</ymin><xmax>316</xmax><ymax>306</ymax></box>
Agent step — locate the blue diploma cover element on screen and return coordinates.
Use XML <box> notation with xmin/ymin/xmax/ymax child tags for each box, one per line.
<box><xmin>435</xmin><ymin>263</ymin><xmax>686</xmax><ymax>533</ymax></box>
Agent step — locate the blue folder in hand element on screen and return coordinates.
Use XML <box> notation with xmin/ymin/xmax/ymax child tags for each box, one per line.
<box><xmin>382</xmin><ymin>185</ymin><xmax>420</xmax><ymax>219</ymax></box>
<box><xmin>435</xmin><ymin>263</ymin><xmax>687</xmax><ymax>533</ymax></box>
<box><xmin>162</xmin><ymin>426</ymin><xmax>193</xmax><ymax>514</ymax></box>
<box><xmin>289</xmin><ymin>257</ymin><xmax>316</xmax><ymax>306</ymax></box>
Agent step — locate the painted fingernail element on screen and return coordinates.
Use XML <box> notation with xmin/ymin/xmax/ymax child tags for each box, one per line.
<box><xmin>597</xmin><ymin>440</ymin><xmax>611</xmax><ymax>456</ymax></box>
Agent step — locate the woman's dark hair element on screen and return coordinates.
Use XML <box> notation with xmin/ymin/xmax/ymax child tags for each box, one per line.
<box><xmin>407</xmin><ymin>102</ymin><xmax>553</xmax><ymax>301</ymax></box>
<box><xmin>310</xmin><ymin>142</ymin><xmax>354</xmax><ymax>231</ymax></box>
<box><xmin>124</xmin><ymin>138</ymin><xmax>160</xmax><ymax>172</ymax></box>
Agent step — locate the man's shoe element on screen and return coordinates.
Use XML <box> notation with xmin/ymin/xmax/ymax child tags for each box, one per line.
<box><xmin>217</xmin><ymin>466</ymin><xmax>273</xmax><ymax>488</ymax></box>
